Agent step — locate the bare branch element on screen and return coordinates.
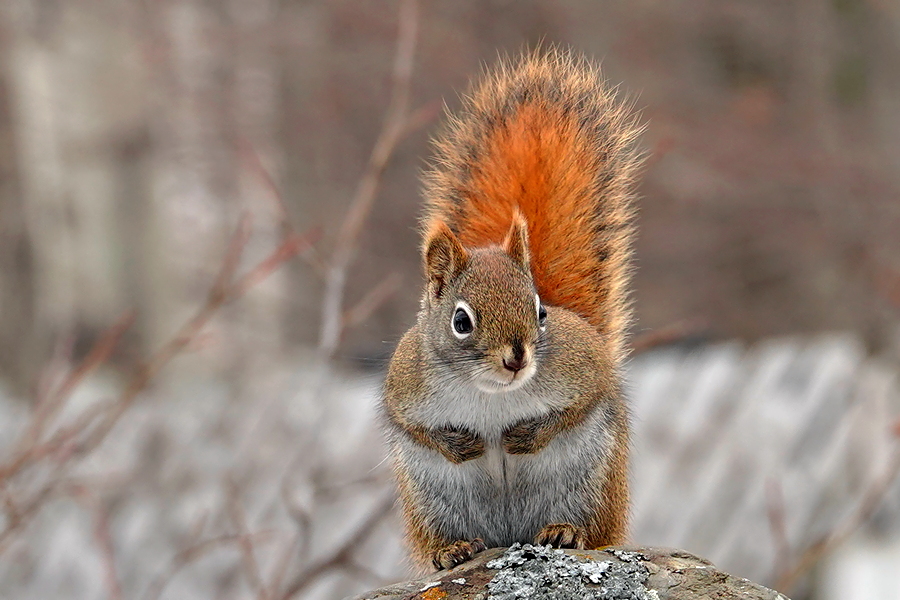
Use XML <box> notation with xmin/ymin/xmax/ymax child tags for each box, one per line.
<box><xmin>209</xmin><ymin>213</ymin><xmax>253</xmax><ymax>305</ymax></box>
<box><xmin>230</xmin><ymin>231</ymin><xmax>319</xmax><ymax>297</ymax></box>
<box><xmin>238</xmin><ymin>139</ymin><xmax>292</xmax><ymax>236</ymax></box>
<box><xmin>318</xmin><ymin>0</ymin><xmax>421</xmax><ymax>356</ymax></box>
<box><xmin>238</xmin><ymin>140</ymin><xmax>327</xmax><ymax>275</ymax></box>
<box><xmin>277</xmin><ymin>493</ymin><xmax>395</xmax><ymax>600</ymax></box>
<box><xmin>774</xmin><ymin>427</ymin><xmax>900</xmax><ymax>592</ymax></box>
<box><xmin>142</xmin><ymin>531</ymin><xmax>278</xmax><ymax>600</ymax></box>
<box><xmin>400</xmin><ymin>101</ymin><xmax>442</xmax><ymax>138</ymax></box>
<box><xmin>225</xmin><ymin>479</ymin><xmax>268</xmax><ymax>600</ymax></box>
<box><xmin>343</xmin><ymin>272</ymin><xmax>403</xmax><ymax>331</ymax></box>
<box><xmin>1</xmin><ymin>312</ymin><xmax>135</xmax><ymax>483</ymax></box>
<box><xmin>0</xmin><ymin>217</ymin><xmax>314</xmax><ymax>553</ymax></box>
<box><xmin>279</xmin><ymin>477</ymin><xmax>312</xmax><ymax>563</ymax></box>
<box><xmin>67</xmin><ymin>485</ymin><xmax>124</xmax><ymax>600</ymax></box>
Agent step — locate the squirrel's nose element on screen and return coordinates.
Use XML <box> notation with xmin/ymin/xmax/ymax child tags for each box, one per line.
<box><xmin>503</xmin><ymin>356</ymin><xmax>525</xmax><ymax>372</ymax></box>
<box><xmin>503</xmin><ymin>342</ymin><xmax>527</xmax><ymax>372</ymax></box>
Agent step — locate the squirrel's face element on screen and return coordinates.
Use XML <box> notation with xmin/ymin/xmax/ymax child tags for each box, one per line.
<box><xmin>421</xmin><ymin>217</ymin><xmax>546</xmax><ymax>393</ymax></box>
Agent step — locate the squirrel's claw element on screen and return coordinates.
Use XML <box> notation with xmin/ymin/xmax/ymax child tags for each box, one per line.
<box><xmin>534</xmin><ymin>523</ymin><xmax>586</xmax><ymax>549</ymax></box>
<box><xmin>431</xmin><ymin>538</ymin><xmax>486</xmax><ymax>570</ymax></box>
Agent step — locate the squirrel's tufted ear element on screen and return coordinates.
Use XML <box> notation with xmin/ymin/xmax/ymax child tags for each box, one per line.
<box><xmin>503</xmin><ymin>210</ymin><xmax>531</xmax><ymax>272</ymax></box>
<box><xmin>423</xmin><ymin>221</ymin><xmax>469</xmax><ymax>298</ymax></box>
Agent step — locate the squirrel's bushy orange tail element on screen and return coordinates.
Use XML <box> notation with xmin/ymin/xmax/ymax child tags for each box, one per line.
<box><xmin>423</xmin><ymin>49</ymin><xmax>644</xmax><ymax>359</ymax></box>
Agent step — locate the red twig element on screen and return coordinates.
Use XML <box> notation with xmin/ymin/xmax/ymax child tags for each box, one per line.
<box><xmin>238</xmin><ymin>139</ymin><xmax>292</xmax><ymax>235</ymax></box>
<box><xmin>238</xmin><ymin>140</ymin><xmax>327</xmax><ymax>275</ymax></box>
<box><xmin>231</xmin><ymin>231</ymin><xmax>319</xmax><ymax>297</ymax></box>
<box><xmin>67</xmin><ymin>484</ymin><xmax>124</xmax><ymax>600</ymax></box>
<box><xmin>1</xmin><ymin>312</ymin><xmax>135</xmax><ymax>483</ymax></box>
<box><xmin>0</xmin><ymin>218</ymin><xmax>314</xmax><ymax>554</ymax></box>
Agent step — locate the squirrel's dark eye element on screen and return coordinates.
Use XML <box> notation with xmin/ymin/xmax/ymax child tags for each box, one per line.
<box><xmin>452</xmin><ymin>302</ymin><xmax>475</xmax><ymax>339</ymax></box>
<box><xmin>536</xmin><ymin>294</ymin><xmax>547</xmax><ymax>330</ymax></box>
<box><xmin>454</xmin><ymin>309</ymin><xmax>473</xmax><ymax>334</ymax></box>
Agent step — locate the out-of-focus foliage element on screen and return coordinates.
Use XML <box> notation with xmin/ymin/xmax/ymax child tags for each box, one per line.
<box><xmin>1</xmin><ymin>0</ymin><xmax>899</xmax><ymax>391</ymax></box>
<box><xmin>0</xmin><ymin>2</ymin><xmax>898</xmax><ymax>600</ymax></box>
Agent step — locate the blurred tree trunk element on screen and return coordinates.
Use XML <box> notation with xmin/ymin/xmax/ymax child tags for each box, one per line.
<box><xmin>3</xmin><ymin>3</ymin><xmax>75</xmax><ymax>393</ymax></box>
<box><xmin>0</xmin><ymin>22</ymin><xmax>39</xmax><ymax>395</ymax></box>
<box><xmin>2</xmin><ymin>2</ymin><xmax>153</xmax><ymax>385</ymax></box>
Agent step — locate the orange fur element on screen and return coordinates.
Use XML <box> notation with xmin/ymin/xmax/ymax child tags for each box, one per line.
<box><xmin>423</xmin><ymin>49</ymin><xmax>644</xmax><ymax>360</ymax></box>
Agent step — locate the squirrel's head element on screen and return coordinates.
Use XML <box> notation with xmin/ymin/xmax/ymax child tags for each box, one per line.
<box><xmin>420</xmin><ymin>214</ymin><xmax>546</xmax><ymax>394</ymax></box>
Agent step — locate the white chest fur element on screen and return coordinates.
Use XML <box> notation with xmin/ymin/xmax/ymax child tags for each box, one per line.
<box><xmin>396</xmin><ymin>404</ymin><xmax>615</xmax><ymax>547</ymax></box>
<box><xmin>409</xmin><ymin>379</ymin><xmax>565</xmax><ymax>437</ymax></box>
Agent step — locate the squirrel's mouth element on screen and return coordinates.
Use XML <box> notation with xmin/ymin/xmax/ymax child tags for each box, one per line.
<box><xmin>474</xmin><ymin>361</ymin><xmax>536</xmax><ymax>394</ymax></box>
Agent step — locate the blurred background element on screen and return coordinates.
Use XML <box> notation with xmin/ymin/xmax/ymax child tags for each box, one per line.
<box><xmin>0</xmin><ymin>1</ymin><xmax>898</xmax><ymax>599</ymax></box>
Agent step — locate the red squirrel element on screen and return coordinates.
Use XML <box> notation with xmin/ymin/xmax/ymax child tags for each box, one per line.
<box><xmin>382</xmin><ymin>49</ymin><xmax>644</xmax><ymax>571</ymax></box>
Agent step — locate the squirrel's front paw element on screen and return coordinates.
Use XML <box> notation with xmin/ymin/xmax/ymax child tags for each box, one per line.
<box><xmin>502</xmin><ymin>418</ymin><xmax>546</xmax><ymax>454</ymax></box>
<box><xmin>432</xmin><ymin>538</ymin><xmax>487</xmax><ymax>570</ymax></box>
<box><xmin>534</xmin><ymin>523</ymin><xmax>586</xmax><ymax>549</ymax></box>
<box><xmin>434</xmin><ymin>427</ymin><xmax>485</xmax><ymax>463</ymax></box>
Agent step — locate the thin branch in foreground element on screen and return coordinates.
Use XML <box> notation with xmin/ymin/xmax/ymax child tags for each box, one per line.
<box><xmin>1</xmin><ymin>312</ymin><xmax>135</xmax><ymax>484</ymax></box>
<box><xmin>225</xmin><ymin>479</ymin><xmax>268</xmax><ymax>600</ymax></box>
<box><xmin>277</xmin><ymin>493</ymin><xmax>395</xmax><ymax>600</ymax></box>
<box><xmin>0</xmin><ymin>219</ymin><xmax>315</xmax><ymax>555</ymax></box>
<box><xmin>774</xmin><ymin>422</ymin><xmax>900</xmax><ymax>592</ymax></box>
<box><xmin>75</xmin><ymin>223</ymin><xmax>316</xmax><ymax>459</ymax></box>
<box><xmin>342</xmin><ymin>272</ymin><xmax>403</xmax><ymax>331</ymax></box>
<box><xmin>238</xmin><ymin>139</ymin><xmax>327</xmax><ymax>275</ymax></box>
<box><xmin>318</xmin><ymin>0</ymin><xmax>422</xmax><ymax>356</ymax></box>
<box><xmin>67</xmin><ymin>484</ymin><xmax>124</xmax><ymax>600</ymax></box>
<box><xmin>141</xmin><ymin>531</ymin><xmax>278</xmax><ymax>600</ymax></box>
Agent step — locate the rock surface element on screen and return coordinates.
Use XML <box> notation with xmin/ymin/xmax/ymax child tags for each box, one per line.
<box><xmin>347</xmin><ymin>545</ymin><xmax>790</xmax><ymax>600</ymax></box>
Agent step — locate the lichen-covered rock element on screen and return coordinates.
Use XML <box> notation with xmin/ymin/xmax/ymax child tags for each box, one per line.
<box><xmin>346</xmin><ymin>545</ymin><xmax>791</xmax><ymax>600</ymax></box>
<box><xmin>483</xmin><ymin>544</ymin><xmax>651</xmax><ymax>600</ymax></box>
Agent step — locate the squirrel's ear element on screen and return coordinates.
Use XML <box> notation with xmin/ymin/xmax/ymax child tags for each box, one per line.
<box><xmin>503</xmin><ymin>211</ymin><xmax>530</xmax><ymax>271</ymax></box>
<box><xmin>423</xmin><ymin>221</ymin><xmax>469</xmax><ymax>299</ymax></box>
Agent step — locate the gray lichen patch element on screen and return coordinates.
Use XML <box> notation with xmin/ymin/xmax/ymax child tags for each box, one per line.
<box><xmin>485</xmin><ymin>544</ymin><xmax>654</xmax><ymax>600</ymax></box>
<box><xmin>606</xmin><ymin>549</ymin><xmax>648</xmax><ymax>563</ymax></box>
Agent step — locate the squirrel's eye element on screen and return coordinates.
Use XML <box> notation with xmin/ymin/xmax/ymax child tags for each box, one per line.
<box><xmin>536</xmin><ymin>294</ymin><xmax>547</xmax><ymax>330</ymax></box>
<box><xmin>452</xmin><ymin>302</ymin><xmax>475</xmax><ymax>339</ymax></box>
